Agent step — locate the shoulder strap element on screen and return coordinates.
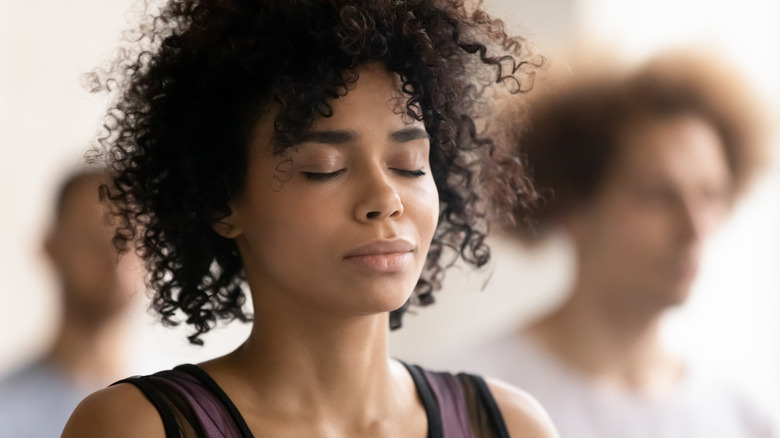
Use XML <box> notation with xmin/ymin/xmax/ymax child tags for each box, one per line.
<box><xmin>175</xmin><ymin>364</ymin><xmax>254</xmax><ymax>437</ymax></box>
<box><xmin>461</xmin><ymin>373</ymin><xmax>511</xmax><ymax>438</ymax></box>
<box><xmin>113</xmin><ymin>376</ymin><xmax>181</xmax><ymax>438</ymax></box>
<box><xmin>402</xmin><ymin>364</ymin><xmax>511</xmax><ymax>438</ymax></box>
<box><xmin>112</xmin><ymin>366</ymin><xmax>251</xmax><ymax>438</ymax></box>
<box><xmin>402</xmin><ymin>362</ymin><xmax>444</xmax><ymax>438</ymax></box>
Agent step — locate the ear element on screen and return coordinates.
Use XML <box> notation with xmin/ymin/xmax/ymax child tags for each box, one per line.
<box><xmin>211</xmin><ymin>206</ymin><xmax>243</xmax><ymax>239</ymax></box>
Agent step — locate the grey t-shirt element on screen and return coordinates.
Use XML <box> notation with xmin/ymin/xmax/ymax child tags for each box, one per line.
<box><xmin>436</xmin><ymin>333</ymin><xmax>778</xmax><ymax>438</ymax></box>
<box><xmin>0</xmin><ymin>360</ymin><xmax>94</xmax><ymax>438</ymax></box>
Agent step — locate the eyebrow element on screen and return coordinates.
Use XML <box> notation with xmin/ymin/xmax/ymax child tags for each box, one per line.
<box><xmin>299</xmin><ymin>130</ymin><xmax>356</xmax><ymax>144</ymax></box>
<box><xmin>298</xmin><ymin>127</ymin><xmax>430</xmax><ymax>146</ymax></box>
<box><xmin>389</xmin><ymin>127</ymin><xmax>430</xmax><ymax>143</ymax></box>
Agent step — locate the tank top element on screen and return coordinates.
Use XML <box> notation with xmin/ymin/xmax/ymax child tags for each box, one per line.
<box><xmin>114</xmin><ymin>363</ymin><xmax>510</xmax><ymax>438</ymax></box>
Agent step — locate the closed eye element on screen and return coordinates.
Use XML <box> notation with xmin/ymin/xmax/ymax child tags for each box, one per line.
<box><xmin>393</xmin><ymin>168</ymin><xmax>426</xmax><ymax>178</ymax></box>
<box><xmin>303</xmin><ymin>169</ymin><xmax>346</xmax><ymax>181</ymax></box>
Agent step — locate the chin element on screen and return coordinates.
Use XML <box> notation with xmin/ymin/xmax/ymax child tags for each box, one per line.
<box><xmin>380</xmin><ymin>289</ymin><xmax>416</xmax><ymax>313</ymax></box>
<box><xmin>355</xmin><ymin>287</ymin><xmax>415</xmax><ymax>317</ymax></box>
<box><xmin>654</xmin><ymin>285</ymin><xmax>693</xmax><ymax>310</ymax></box>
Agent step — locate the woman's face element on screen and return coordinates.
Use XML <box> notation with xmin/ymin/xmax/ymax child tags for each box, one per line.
<box><xmin>225</xmin><ymin>62</ymin><xmax>439</xmax><ymax>320</ymax></box>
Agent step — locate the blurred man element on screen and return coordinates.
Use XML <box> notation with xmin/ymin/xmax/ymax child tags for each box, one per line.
<box><xmin>0</xmin><ymin>168</ymin><xmax>139</xmax><ymax>437</ymax></box>
<box><xmin>450</xmin><ymin>52</ymin><xmax>776</xmax><ymax>437</ymax></box>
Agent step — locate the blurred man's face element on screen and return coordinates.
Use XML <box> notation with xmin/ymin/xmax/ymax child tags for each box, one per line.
<box><xmin>46</xmin><ymin>178</ymin><xmax>138</xmax><ymax>324</ymax></box>
<box><xmin>567</xmin><ymin>114</ymin><xmax>732</xmax><ymax>313</ymax></box>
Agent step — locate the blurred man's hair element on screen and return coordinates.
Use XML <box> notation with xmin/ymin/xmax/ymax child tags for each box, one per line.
<box><xmin>507</xmin><ymin>50</ymin><xmax>768</xmax><ymax>240</ymax></box>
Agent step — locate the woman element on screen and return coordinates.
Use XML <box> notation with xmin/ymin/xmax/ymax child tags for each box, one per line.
<box><xmin>63</xmin><ymin>1</ymin><xmax>555</xmax><ymax>436</ymax></box>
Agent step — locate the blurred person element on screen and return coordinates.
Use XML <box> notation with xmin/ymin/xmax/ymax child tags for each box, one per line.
<box><xmin>60</xmin><ymin>1</ymin><xmax>558</xmax><ymax>437</ymax></box>
<box><xmin>0</xmin><ymin>168</ymin><xmax>139</xmax><ymax>438</ymax></box>
<box><xmin>446</xmin><ymin>52</ymin><xmax>777</xmax><ymax>437</ymax></box>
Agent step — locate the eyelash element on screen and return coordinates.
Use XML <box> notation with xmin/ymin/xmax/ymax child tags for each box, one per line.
<box><xmin>302</xmin><ymin>168</ymin><xmax>426</xmax><ymax>181</ymax></box>
<box><xmin>303</xmin><ymin>169</ymin><xmax>346</xmax><ymax>181</ymax></box>
<box><xmin>394</xmin><ymin>169</ymin><xmax>426</xmax><ymax>178</ymax></box>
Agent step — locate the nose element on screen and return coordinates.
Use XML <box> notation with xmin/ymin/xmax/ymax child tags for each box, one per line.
<box><xmin>354</xmin><ymin>168</ymin><xmax>404</xmax><ymax>222</ymax></box>
<box><xmin>676</xmin><ymin>198</ymin><xmax>720</xmax><ymax>244</ymax></box>
<box><xmin>676</xmin><ymin>204</ymin><xmax>699</xmax><ymax>244</ymax></box>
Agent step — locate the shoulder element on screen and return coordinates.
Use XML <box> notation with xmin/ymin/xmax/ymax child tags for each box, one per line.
<box><xmin>61</xmin><ymin>382</ymin><xmax>166</xmax><ymax>438</ymax></box>
<box><xmin>485</xmin><ymin>377</ymin><xmax>560</xmax><ymax>438</ymax></box>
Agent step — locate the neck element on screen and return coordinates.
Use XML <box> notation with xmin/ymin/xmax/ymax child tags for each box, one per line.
<box><xmin>528</xmin><ymin>277</ymin><xmax>683</xmax><ymax>396</ymax></box>
<box><xmin>46</xmin><ymin>305</ymin><xmax>128</xmax><ymax>387</ymax></box>
<box><xmin>211</xmin><ymin>295</ymin><xmax>417</xmax><ymax>431</ymax></box>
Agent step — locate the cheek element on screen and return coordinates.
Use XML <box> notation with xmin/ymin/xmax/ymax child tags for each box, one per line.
<box><xmin>584</xmin><ymin>205</ymin><xmax>658</xmax><ymax>255</ymax></box>
<box><xmin>608</xmin><ymin>211</ymin><xmax>674</xmax><ymax>266</ymax></box>
<box><xmin>248</xmin><ymin>193</ymin><xmax>338</xmax><ymax>258</ymax></box>
<box><xmin>410</xmin><ymin>178</ymin><xmax>440</xmax><ymax>241</ymax></box>
<box><xmin>62</xmin><ymin>247</ymin><xmax>107</xmax><ymax>276</ymax></box>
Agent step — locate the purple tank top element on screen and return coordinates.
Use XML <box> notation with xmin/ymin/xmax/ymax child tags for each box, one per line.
<box><xmin>115</xmin><ymin>363</ymin><xmax>509</xmax><ymax>437</ymax></box>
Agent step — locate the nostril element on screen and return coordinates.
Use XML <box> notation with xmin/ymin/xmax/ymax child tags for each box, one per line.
<box><xmin>366</xmin><ymin>211</ymin><xmax>380</xmax><ymax>219</ymax></box>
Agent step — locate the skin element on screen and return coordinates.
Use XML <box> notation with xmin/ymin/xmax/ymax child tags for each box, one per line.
<box><xmin>528</xmin><ymin>114</ymin><xmax>732</xmax><ymax>395</ymax></box>
<box><xmin>42</xmin><ymin>175</ymin><xmax>138</xmax><ymax>386</ymax></box>
<box><xmin>63</xmin><ymin>63</ymin><xmax>557</xmax><ymax>437</ymax></box>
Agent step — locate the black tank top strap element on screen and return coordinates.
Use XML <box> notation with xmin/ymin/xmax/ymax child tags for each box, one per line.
<box><xmin>114</xmin><ymin>375</ymin><xmax>182</xmax><ymax>438</ymax></box>
<box><xmin>459</xmin><ymin>372</ymin><xmax>511</xmax><ymax>438</ymax></box>
<box><xmin>110</xmin><ymin>366</ymin><xmax>250</xmax><ymax>438</ymax></box>
<box><xmin>403</xmin><ymin>362</ymin><xmax>445</xmax><ymax>438</ymax></box>
<box><xmin>401</xmin><ymin>361</ymin><xmax>511</xmax><ymax>438</ymax></box>
<box><xmin>175</xmin><ymin>364</ymin><xmax>254</xmax><ymax>437</ymax></box>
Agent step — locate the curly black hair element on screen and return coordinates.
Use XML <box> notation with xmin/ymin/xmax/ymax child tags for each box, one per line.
<box><xmin>89</xmin><ymin>0</ymin><xmax>542</xmax><ymax>344</ymax></box>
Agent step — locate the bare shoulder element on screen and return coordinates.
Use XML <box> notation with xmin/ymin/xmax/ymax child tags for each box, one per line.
<box><xmin>61</xmin><ymin>382</ymin><xmax>165</xmax><ymax>438</ymax></box>
<box><xmin>485</xmin><ymin>377</ymin><xmax>560</xmax><ymax>438</ymax></box>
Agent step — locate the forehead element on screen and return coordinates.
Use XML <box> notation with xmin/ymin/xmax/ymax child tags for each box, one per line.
<box><xmin>308</xmin><ymin>63</ymin><xmax>412</xmax><ymax>129</ymax></box>
<box><xmin>610</xmin><ymin>114</ymin><xmax>730</xmax><ymax>184</ymax></box>
<box><xmin>249</xmin><ymin>63</ymin><xmax>421</xmax><ymax>157</ymax></box>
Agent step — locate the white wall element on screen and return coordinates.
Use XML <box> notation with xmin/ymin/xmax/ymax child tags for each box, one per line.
<box><xmin>1</xmin><ymin>0</ymin><xmax>778</xmax><ymax>415</ymax></box>
<box><xmin>0</xmin><ymin>0</ymin><xmax>139</xmax><ymax>372</ymax></box>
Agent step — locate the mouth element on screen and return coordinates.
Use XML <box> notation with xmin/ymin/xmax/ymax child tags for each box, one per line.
<box><xmin>345</xmin><ymin>239</ymin><xmax>415</xmax><ymax>257</ymax></box>
<box><xmin>344</xmin><ymin>239</ymin><xmax>415</xmax><ymax>273</ymax></box>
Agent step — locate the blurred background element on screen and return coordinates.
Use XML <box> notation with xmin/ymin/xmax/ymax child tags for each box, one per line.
<box><xmin>1</xmin><ymin>0</ymin><xmax>778</xmax><ymax>418</ymax></box>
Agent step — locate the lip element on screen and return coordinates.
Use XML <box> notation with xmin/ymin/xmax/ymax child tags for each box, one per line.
<box><xmin>344</xmin><ymin>239</ymin><xmax>415</xmax><ymax>258</ymax></box>
<box><xmin>343</xmin><ymin>239</ymin><xmax>416</xmax><ymax>273</ymax></box>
